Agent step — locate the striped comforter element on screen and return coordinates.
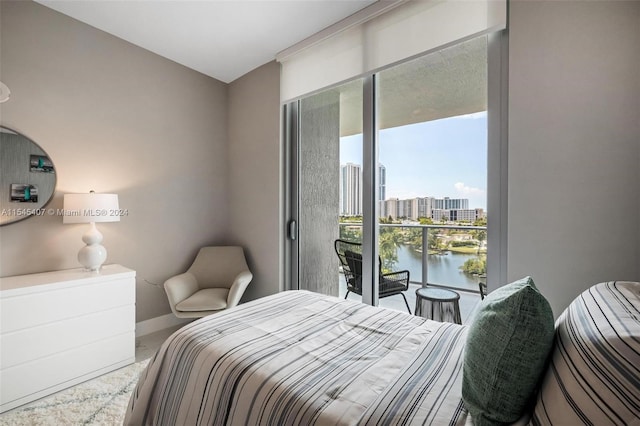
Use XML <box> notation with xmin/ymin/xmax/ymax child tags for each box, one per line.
<box><xmin>125</xmin><ymin>290</ymin><xmax>470</xmax><ymax>425</ymax></box>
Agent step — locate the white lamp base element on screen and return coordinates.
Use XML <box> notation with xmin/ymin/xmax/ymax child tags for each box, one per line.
<box><xmin>78</xmin><ymin>222</ymin><xmax>107</xmax><ymax>272</ymax></box>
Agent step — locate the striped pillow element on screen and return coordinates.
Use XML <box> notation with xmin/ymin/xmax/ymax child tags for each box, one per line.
<box><xmin>531</xmin><ymin>281</ymin><xmax>640</xmax><ymax>425</ymax></box>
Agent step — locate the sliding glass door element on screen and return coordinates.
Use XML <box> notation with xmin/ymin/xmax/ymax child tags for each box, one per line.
<box><xmin>376</xmin><ymin>36</ymin><xmax>489</xmax><ymax>295</ymax></box>
<box><xmin>286</xmin><ymin>33</ymin><xmax>502</xmax><ymax>317</ymax></box>
<box><xmin>288</xmin><ymin>79</ymin><xmax>363</xmax><ymax>296</ymax></box>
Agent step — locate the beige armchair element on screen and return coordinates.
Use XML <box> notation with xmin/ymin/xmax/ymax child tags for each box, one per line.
<box><xmin>164</xmin><ymin>246</ymin><xmax>253</xmax><ymax>318</ymax></box>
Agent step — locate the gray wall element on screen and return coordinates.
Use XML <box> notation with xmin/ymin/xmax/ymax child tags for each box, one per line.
<box><xmin>507</xmin><ymin>0</ymin><xmax>640</xmax><ymax>316</ymax></box>
<box><xmin>228</xmin><ymin>61</ymin><xmax>282</xmax><ymax>301</ymax></box>
<box><xmin>2</xmin><ymin>0</ymin><xmax>638</xmax><ymax>325</ymax></box>
<box><xmin>0</xmin><ymin>1</ymin><xmax>230</xmax><ymax>322</ymax></box>
<box><xmin>299</xmin><ymin>91</ymin><xmax>340</xmax><ymax>296</ymax></box>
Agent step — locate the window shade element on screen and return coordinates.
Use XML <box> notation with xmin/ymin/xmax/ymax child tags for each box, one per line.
<box><xmin>277</xmin><ymin>0</ymin><xmax>506</xmax><ymax>102</ymax></box>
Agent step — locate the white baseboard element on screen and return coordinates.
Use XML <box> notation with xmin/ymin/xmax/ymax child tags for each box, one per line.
<box><xmin>135</xmin><ymin>313</ymin><xmax>191</xmax><ymax>337</ymax></box>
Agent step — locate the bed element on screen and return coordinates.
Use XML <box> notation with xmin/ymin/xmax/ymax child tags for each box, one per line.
<box><xmin>125</xmin><ymin>281</ymin><xmax>640</xmax><ymax>425</ymax></box>
<box><xmin>125</xmin><ymin>290</ymin><xmax>470</xmax><ymax>425</ymax></box>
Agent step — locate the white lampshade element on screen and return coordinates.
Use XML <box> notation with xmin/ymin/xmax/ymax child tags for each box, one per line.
<box><xmin>63</xmin><ymin>193</ymin><xmax>120</xmax><ymax>224</ymax></box>
<box><xmin>63</xmin><ymin>191</ymin><xmax>120</xmax><ymax>272</ymax></box>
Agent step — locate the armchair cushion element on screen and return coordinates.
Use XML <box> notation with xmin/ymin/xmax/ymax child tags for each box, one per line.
<box><xmin>226</xmin><ymin>270</ymin><xmax>254</xmax><ymax>308</ymax></box>
<box><xmin>176</xmin><ymin>288</ymin><xmax>229</xmax><ymax>312</ymax></box>
<box><xmin>164</xmin><ymin>246</ymin><xmax>253</xmax><ymax>318</ymax></box>
<box><xmin>190</xmin><ymin>246</ymin><xmax>250</xmax><ymax>289</ymax></box>
<box><xmin>164</xmin><ymin>272</ymin><xmax>198</xmax><ymax>306</ymax></box>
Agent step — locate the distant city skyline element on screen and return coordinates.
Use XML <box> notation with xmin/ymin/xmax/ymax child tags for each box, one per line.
<box><xmin>340</xmin><ymin>111</ymin><xmax>487</xmax><ymax>210</ymax></box>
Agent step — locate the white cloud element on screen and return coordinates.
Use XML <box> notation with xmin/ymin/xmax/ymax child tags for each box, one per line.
<box><xmin>454</xmin><ymin>182</ymin><xmax>486</xmax><ymax>197</ymax></box>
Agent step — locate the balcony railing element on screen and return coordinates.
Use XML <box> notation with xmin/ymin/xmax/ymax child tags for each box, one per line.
<box><xmin>339</xmin><ymin>222</ymin><xmax>487</xmax><ymax>295</ymax></box>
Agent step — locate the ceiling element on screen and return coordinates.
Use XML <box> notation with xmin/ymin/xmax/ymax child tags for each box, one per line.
<box><xmin>332</xmin><ymin>36</ymin><xmax>487</xmax><ymax>136</ymax></box>
<box><xmin>33</xmin><ymin>0</ymin><xmax>487</xmax><ymax>135</ymax></box>
<box><xmin>35</xmin><ymin>0</ymin><xmax>376</xmax><ymax>83</ymax></box>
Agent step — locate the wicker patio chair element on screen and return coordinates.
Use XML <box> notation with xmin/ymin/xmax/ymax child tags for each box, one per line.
<box><xmin>335</xmin><ymin>239</ymin><xmax>411</xmax><ymax>314</ymax></box>
<box><xmin>479</xmin><ymin>281</ymin><xmax>488</xmax><ymax>300</ymax></box>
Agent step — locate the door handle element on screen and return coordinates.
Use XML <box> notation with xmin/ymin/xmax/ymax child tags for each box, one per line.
<box><xmin>288</xmin><ymin>220</ymin><xmax>297</xmax><ymax>240</ymax></box>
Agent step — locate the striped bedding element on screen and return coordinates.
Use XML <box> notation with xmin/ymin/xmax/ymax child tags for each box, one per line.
<box><xmin>124</xmin><ymin>290</ymin><xmax>470</xmax><ymax>425</ymax></box>
<box><xmin>531</xmin><ymin>281</ymin><xmax>640</xmax><ymax>425</ymax></box>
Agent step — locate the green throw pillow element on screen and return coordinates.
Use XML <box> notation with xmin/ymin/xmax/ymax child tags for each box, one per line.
<box><xmin>462</xmin><ymin>276</ymin><xmax>554</xmax><ymax>426</ymax></box>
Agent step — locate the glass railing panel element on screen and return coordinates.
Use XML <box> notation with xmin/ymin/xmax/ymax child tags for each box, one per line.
<box><xmin>339</xmin><ymin>222</ymin><xmax>486</xmax><ymax>293</ymax></box>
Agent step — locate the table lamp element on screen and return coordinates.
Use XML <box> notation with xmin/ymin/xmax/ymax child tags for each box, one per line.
<box><xmin>63</xmin><ymin>191</ymin><xmax>120</xmax><ymax>271</ymax></box>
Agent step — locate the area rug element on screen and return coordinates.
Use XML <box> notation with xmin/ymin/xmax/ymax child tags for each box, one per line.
<box><xmin>0</xmin><ymin>359</ymin><xmax>149</xmax><ymax>426</ymax></box>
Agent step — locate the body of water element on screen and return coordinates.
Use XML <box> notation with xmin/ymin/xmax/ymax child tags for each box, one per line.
<box><xmin>395</xmin><ymin>244</ymin><xmax>482</xmax><ymax>292</ymax></box>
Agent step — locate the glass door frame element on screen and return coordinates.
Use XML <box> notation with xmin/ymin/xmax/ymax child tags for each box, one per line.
<box><xmin>360</xmin><ymin>75</ymin><xmax>379</xmax><ymax>306</ymax></box>
<box><xmin>283</xmin><ymin>100</ymin><xmax>299</xmax><ymax>292</ymax></box>
<box><xmin>283</xmin><ymin>76</ymin><xmax>380</xmax><ymax>305</ymax></box>
<box><xmin>284</xmin><ymin>30</ymin><xmax>508</xmax><ymax>301</ymax></box>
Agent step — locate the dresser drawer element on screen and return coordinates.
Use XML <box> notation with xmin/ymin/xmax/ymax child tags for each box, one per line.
<box><xmin>1</xmin><ymin>304</ymin><xmax>134</xmax><ymax>369</ymax></box>
<box><xmin>0</xmin><ymin>265</ymin><xmax>136</xmax><ymax>413</ymax></box>
<box><xmin>1</xmin><ymin>277</ymin><xmax>134</xmax><ymax>333</ymax></box>
<box><xmin>0</xmin><ymin>332</ymin><xmax>134</xmax><ymax>411</ymax></box>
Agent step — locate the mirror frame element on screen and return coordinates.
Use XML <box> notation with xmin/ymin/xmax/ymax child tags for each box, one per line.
<box><xmin>0</xmin><ymin>126</ymin><xmax>57</xmax><ymax>226</ymax></box>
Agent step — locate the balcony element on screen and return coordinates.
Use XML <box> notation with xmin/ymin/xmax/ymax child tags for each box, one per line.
<box><xmin>337</xmin><ymin>222</ymin><xmax>486</xmax><ymax>324</ymax></box>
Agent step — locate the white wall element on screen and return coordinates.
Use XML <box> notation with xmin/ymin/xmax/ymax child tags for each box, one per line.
<box><xmin>0</xmin><ymin>1</ymin><xmax>230</xmax><ymax>322</ymax></box>
<box><xmin>507</xmin><ymin>0</ymin><xmax>640</xmax><ymax>316</ymax></box>
<box><xmin>227</xmin><ymin>62</ymin><xmax>282</xmax><ymax>301</ymax></box>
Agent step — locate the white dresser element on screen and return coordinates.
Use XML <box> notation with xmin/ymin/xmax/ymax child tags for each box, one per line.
<box><xmin>0</xmin><ymin>264</ymin><xmax>136</xmax><ymax>413</ymax></box>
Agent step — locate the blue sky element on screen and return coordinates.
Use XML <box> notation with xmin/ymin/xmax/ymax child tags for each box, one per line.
<box><xmin>340</xmin><ymin>111</ymin><xmax>487</xmax><ymax>210</ymax></box>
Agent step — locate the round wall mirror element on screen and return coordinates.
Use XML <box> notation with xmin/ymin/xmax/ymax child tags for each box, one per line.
<box><xmin>0</xmin><ymin>127</ymin><xmax>57</xmax><ymax>225</ymax></box>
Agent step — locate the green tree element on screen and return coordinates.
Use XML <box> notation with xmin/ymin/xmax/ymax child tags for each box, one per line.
<box><xmin>470</xmin><ymin>229</ymin><xmax>487</xmax><ymax>254</ymax></box>
<box><xmin>339</xmin><ymin>225</ymin><xmax>361</xmax><ymax>242</ymax></box>
<box><xmin>473</xmin><ymin>217</ymin><xmax>487</xmax><ymax>227</ymax></box>
<box><xmin>339</xmin><ymin>215</ymin><xmax>363</xmax><ymax>223</ymax></box>
<box><xmin>405</xmin><ymin>227</ymin><xmax>423</xmax><ymax>248</ymax></box>
<box><xmin>379</xmin><ymin>216</ymin><xmax>392</xmax><ymax>224</ymax></box>
<box><xmin>425</xmin><ymin>233</ymin><xmax>448</xmax><ymax>253</ymax></box>
<box><xmin>379</xmin><ymin>226</ymin><xmax>401</xmax><ymax>272</ymax></box>
<box><xmin>460</xmin><ymin>255</ymin><xmax>486</xmax><ymax>275</ymax></box>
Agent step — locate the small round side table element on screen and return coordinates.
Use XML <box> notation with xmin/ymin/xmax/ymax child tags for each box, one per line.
<box><xmin>415</xmin><ymin>287</ymin><xmax>462</xmax><ymax>324</ymax></box>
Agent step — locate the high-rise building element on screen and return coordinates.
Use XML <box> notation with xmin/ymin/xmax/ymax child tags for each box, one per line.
<box><xmin>340</xmin><ymin>163</ymin><xmax>361</xmax><ymax>216</ymax></box>
<box><xmin>381</xmin><ymin>196</ymin><xmax>479</xmax><ymax>221</ymax></box>
<box><xmin>432</xmin><ymin>197</ymin><xmax>468</xmax><ymax>210</ymax></box>
<box><xmin>340</xmin><ymin>164</ymin><xmax>479</xmax><ymax>220</ymax></box>
<box><xmin>432</xmin><ymin>208</ymin><xmax>485</xmax><ymax>222</ymax></box>
<box><xmin>397</xmin><ymin>199</ymin><xmax>413</xmax><ymax>219</ymax></box>
<box><xmin>415</xmin><ymin>197</ymin><xmax>433</xmax><ymax>220</ymax></box>
<box><xmin>340</xmin><ymin>163</ymin><xmax>386</xmax><ymax>216</ymax></box>
<box><xmin>384</xmin><ymin>198</ymin><xmax>399</xmax><ymax>219</ymax></box>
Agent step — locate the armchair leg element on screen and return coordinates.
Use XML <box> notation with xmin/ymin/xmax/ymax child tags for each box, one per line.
<box><xmin>344</xmin><ymin>291</ymin><xmax>350</xmax><ymax>300</ymax></box>
<box><xmin>401</xmin><ymin>293</ymin><xmax>412</xmax><ymax>314</ymax></box>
